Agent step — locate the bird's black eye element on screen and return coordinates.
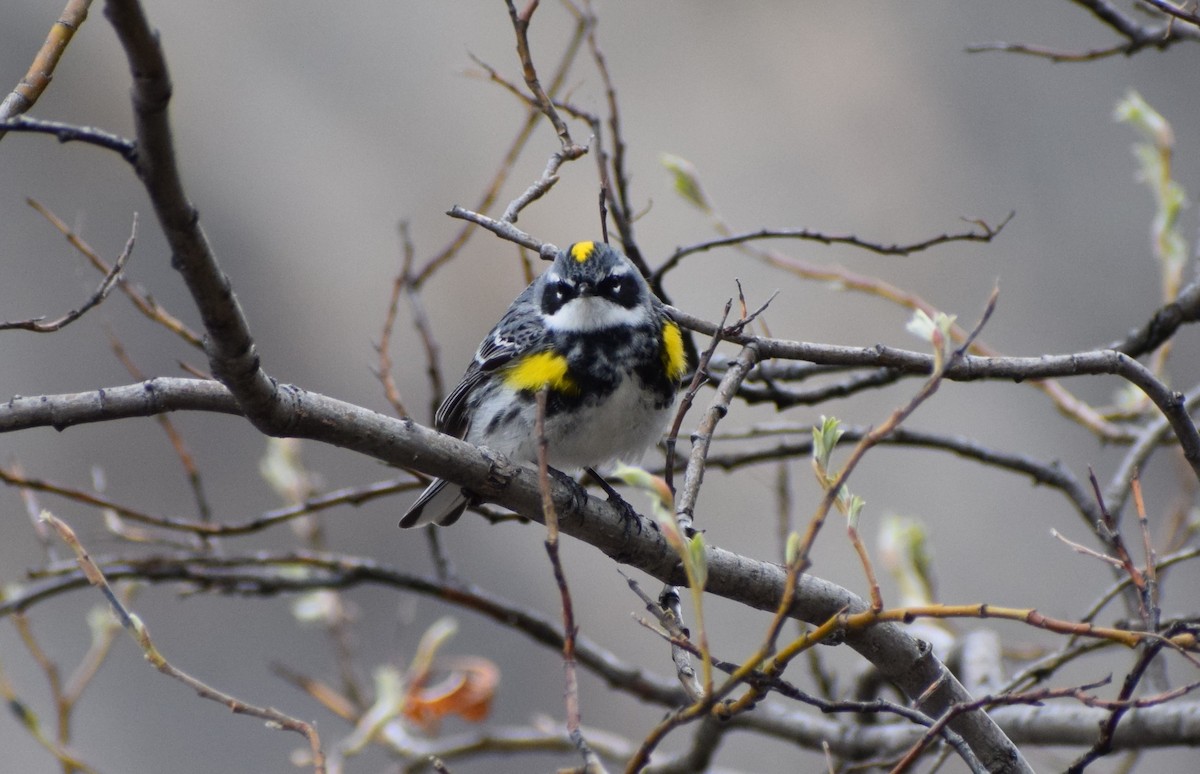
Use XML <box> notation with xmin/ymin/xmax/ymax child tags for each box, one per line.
<box><xmin>599</xmin><ymin>275</ymin><xmax>639</xmax><ymax>308</ymax></box>
<box><xmin>542</xmin><ymin>279</ymin><xmax>575</xmax><ymax>315</ymax></box>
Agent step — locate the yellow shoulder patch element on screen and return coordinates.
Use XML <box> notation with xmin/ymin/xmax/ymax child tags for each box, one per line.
<box><xmin>662</xmin><ymin>321</ymin><xmax>688</xmax><ymax>381</ymax></box>
<box><xmin>569</xmin><ymin>241</ymin><xmax>596</xmax><ymax>263</ymax></box>
<box><xmin>503</xmin><ymin>351</ymin><xmax>578</xmax><ymax>394</ymax></box>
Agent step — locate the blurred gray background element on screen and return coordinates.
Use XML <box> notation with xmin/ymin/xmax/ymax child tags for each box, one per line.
<box><xmin>2</xmin><ymin>2</ymin><xmax>1199</xmax><ymax>772</ymax></box>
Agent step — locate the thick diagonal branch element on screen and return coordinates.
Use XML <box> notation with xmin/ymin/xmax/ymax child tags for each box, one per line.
<box><xmin>103</xmin><ymin>0</ymin><xmax>292</xmax><ymax>434</ymax></box>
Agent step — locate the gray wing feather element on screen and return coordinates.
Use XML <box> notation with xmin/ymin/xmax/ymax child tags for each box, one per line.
<box><xmin>433</xmin><ymin>297</ymin><xmax>545</xmax><ymax>437</ymax></box>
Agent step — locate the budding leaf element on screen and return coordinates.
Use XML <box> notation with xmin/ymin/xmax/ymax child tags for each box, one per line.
<box><xmin>660</xmin><ymin>153</ymin><xmax>711</xmax><ymax>212</ymax></box>
<box><xmin>688</xmin><ymin>533</ymin><xmax>708</xmax><ymax>590</ymax></box>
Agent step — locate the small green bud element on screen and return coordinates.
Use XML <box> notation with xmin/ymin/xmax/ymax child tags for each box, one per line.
<box><xmin>660</xmin><ymin>153</ymin><xmax>711</xmax><ymax>212</ymax></box>
<box><xmin>785</xmin><ymin>532</ymin><xmax>802</xmax><ymax>566</ymax></box>
<box><xmin>688</xmin><ymin>533</ymin><xmax>708</xmax><ymax>590</ymax></box>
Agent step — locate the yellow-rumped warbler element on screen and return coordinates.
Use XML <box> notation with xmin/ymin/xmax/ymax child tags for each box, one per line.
<box><xmin>400</xmin><ymin>240</ymin><xmax>688</xmax><ymax>528</ymax></box>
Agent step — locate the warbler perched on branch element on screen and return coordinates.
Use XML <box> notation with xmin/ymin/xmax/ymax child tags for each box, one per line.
<box><xmin>400</xmin><ymin>240</ymin><xmax>688</xmax><ymax>528</ymax></box>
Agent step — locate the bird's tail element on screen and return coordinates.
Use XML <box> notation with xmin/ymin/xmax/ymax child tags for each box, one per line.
<box><xmin>399</xmin><ymin>478</ymin><xmax>470</xmax><ymax>528</ymax></box>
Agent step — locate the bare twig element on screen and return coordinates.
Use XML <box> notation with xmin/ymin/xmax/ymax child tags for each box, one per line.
<box><xmin>1131</xmin><ymin>473</ymin><xmax>1160</xmax><ymax>632</ymax></box>
<box><xmin>1142</xmin><ymin>0</ymin><xmax>1200</xmax><ymax>26</ymax></box>
<box><xmin>26</xmin><ymin>198</ymin><xmax>203</xmax><ymax>347</ymax></box>
<box><xmin>9</xmin><ymin>462</ymin><xmax>59</xmax><ymax>562</ymax></box>
<box><xmin>501</xmin><ymin>149</ymin><xmax>572</xmax><ymax>224</ymax></box>
<box><xmin>107</xmin><ymin>330</ymin><xmax>215</xmax><ymax>530</ymax></box>
<box><xmin>0</xmin><ymin>116</ymin><xmax>136</xmax><ymax>161</ymax></box>
<box><xmin>504</xmin><ymin>0</ymin><xmax>586</xmax><ymax>161</ymax></box>
<box><xmin>1052</xmin><ymin>528</ymin><xmax>1127</xmax><ymax>569</ymax></box>
<box><xmin>966</xmin><ymin>0</ymin><xmax>1199</xmax><ymax>61</ymax></box>
<box><xmin>1086</xmin><ymin>470</ymin><xmax>1152</xmax><ymax>624</ymax></box>
<box><xmin>1113</xmin><ymin>361</ymin><xmax>1200</xmax><ymax>482</ymax></box>
<box><xmin>795</xmin><ymin>290</ymin><xmax>999</xmax><ymax>575</ymax></box>
<box><xmin>445</xmin><ymin>205</ymin><xmax>555</xmax><ymax>258</ymax></box>
<box><xmin>664</xmin><ymin>299</ymin><xmax>730</xmax><ymax>495</ymax></box>
<box><xmin>700</xmin><ymin>421</ymin><xmax>1101</xmax><ymax>533</ymax></box>
<box><xmin>496</xmin><ymin>1</ymin><xmax>590</xmax><ymax>226</ymax></box>
<box><xmin>652</xmin><ymin>584</ymin><xmax>704</xmax><ymax>700</ymax></box>
<box><xmin>5</xmin><ymin>582</ymin><xmax>131</xmax><ymax>771</ymax></box>
<box><xmin>965</xmin><ymin>39</ymin><xmax>1149</xmax><ymax>62</ymax></box>
<box><xmin>895</xmin><ymin>680</ymin><xmax>1113</xmax><ymax>773</ymax></box>
<box><xmin>0</xmin><ymin>0</ymin><xmax>93</xmax><ymax>130</ymax></box>
<box><xmin>579</xmin><ymin>0</ymin><xmax>637</xmax><ymax>253</ymax></box>
<box><xmin>534</xmin><ymin>390</ymin><xmax>601</xmax><ymax>771</ymax></box>
<box><xmin>732</xmin><ymin>366</ymin><xmax>906</xmax><ymax>408</ymax></box>
<box><xmin>1103</xmin><ymin>382</ymin><xmax>1200</xmax><ymax>521</ymax></box>
<box><xmin>671</xmin><ymin>305</ymin><xmax>1200</xmax><ymax>482</ymax></box>
<box><xmin>675</xmin><ymin>342</ymin><xmax>759</xmax><ymax>526</ymax></box>
<box><xmin>40</xmin><ymin>511</ymin><xmax>326</xmax><ymax>772</ymax></box>
<box><xmin>0</xmin><ymin>656</ymin><xmax>102</xmax><ymax>774</ymax></box>
<box><xmin>0</xmin><ymin>464</ymin><xmax>421</xmax><ymax>537</ymax></box>
<box><xmin>654</xmin><ymin>213</ymin><xmax>1014</xmax><ymax>282</ymax></box>
<box><xmin>412</xmin><ymin>16</ymin><xmax>588</xmax><ymax>286</ymax></box>
<box><xmin>1</xmin><ymin>214</ymin><xmax>136</xmax><ymax>332</ymax></box>
<box><xmin>376</xmin><ymin>273</ymin><xmax>411</xmax><ymax>417</ymax></box>
<box><xmin>375</xmin><ymin>222</ymin><xmax>417</xmax><ymax>418</ymax></box>
<box><xmin>1066</xmin><ymin>636</ymin><xmax>1171</xmax><ymax>773</ymax></box>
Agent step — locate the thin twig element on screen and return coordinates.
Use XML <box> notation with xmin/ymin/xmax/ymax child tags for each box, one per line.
<box><xmin>965</xmin><ymin>0</ymin><xmax>1198</xmax><ymax>61</ymax></box>
<box><xmin>1066</xmin><ymin>636</ymin><xmax>1170</xmax><ymax>773</ymax></box>
<box><xmin>0</xmin><ymin>0</ymin><xmax>93</xmax><ymax>129</ymax></box>
<box><xmin>0</xmin><ymin>116</ymin><xmax>137</xmax><ymax>160</ymax></box>
<box><xmin>732</xmin><ymin>366</ymin><xmax>906</xmax><ymax>408</ymax></box>
<box><xmin>1</xmin><ymin>214</ymin><xmax>136</xmax><ymax>332</ymax></box>
<box><xmin>26</xmin><ymin>198</ymin><xmax>203</xmax><ymax>347</ymax></box>
<box><xmin>534</xmin><ymin>390</ymin><xmax>601</xmax><ymax>771</ymax></box>
<box><xmin>1087</xmin><ymin>470</ymin><xmax>1151</xmax><ymax>623</ymax></box>
<box><xmin>1142</xmin><ymin>0</ymin><xmax>1200</xmax><ymax>26</ymax></box>
<box><xmin>504</xmin><ymin>0</ymin><xmax>586</xmax><ymax>160</ymax></box>
<box><xmin>965</xmin><ymin>40</ymin><xmax>1149</xmax><ymax>62</ymax></box>
<box><xmin>61</xmin><ymin>584</ymin><xmax>135</xmax><ymax>711</ymax></box>
<box><xmin>496</xmin><ymin>1</ymin><xmax>592</xmax><ymax>225</ymax></box>
<box><xmin>10</xmin><ymin>462</ymin><xmax>59</xmax><ymax>562</ymax></box>
<box><xmin>0</xmin><ymin>465</ymin><xmax>421</xmax><ymax>537</ymax></box>
<box><xmin>663</xmin><ymin>300</ymin><xmax>730</xmax><ymax>494</ymax></box>
<box><xmin>0</xmin><ymin>655</ymin><xmax>102</xmax><ymax>774</ymax></box>
<box><xmin>1104</xmin><ymin>382</ymin><xmax>1200</xmax><ymax>522</ymax></box>
<box><xmin>1131</xmin><ymin>473</ymin><xmax>1160</xmax><ymax>632</ymax></box>
<box><xmin>376</xmin><ymin>222</ymin><xmax>416</xmax><ymax>418</ymax></box>
<box><xmin>654</xmin><ymin>213</ymin><xmax>1014</xmax><ymax>282</ymax></box>
<box><xmin>107</xmin><ymin>329</ymin><xmax>215</xmax><ymax>531</ymax></box>
<box><xmin>580</xmin><ymin>0</ymin><xmax>637</xmax><ymax>253</ymax></box>
<box><xmin>661</xmin><ymin>174</ymin><xmax>1119</xmax><ymax>439</ymax></box>
<box><xmin>445</xmin><ymin>205</ymin><xmax>554</xmax><ymax>258</ymax></box>
<box><xmin>675</xmin><ymin>342</ymin><xmax>759</xmax><ymax>526</ymax></box>
<box><xmin>40</xmin><ymin>511</ymin><xmax>327</xmax><ymax>773</ymax></box>
<box><xmin>795</xmin><ymin>289</ymin><xmax>1000</xmax><ymax>575</ymax></box>
<box><xmin>671</xmin><ymin>305</ymin><xmax>1200</xmax><ymax>481</ymax></box>
<box><xmin>412</xmin><ymin>16</ymin><xmax>588</xmax><ymax>286</ymax></box>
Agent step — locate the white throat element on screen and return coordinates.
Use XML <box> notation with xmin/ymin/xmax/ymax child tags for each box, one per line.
<box><xmin>544</xmin><ymin>296</ymin><xmax>648</xmax><ymax>332</ymax></box>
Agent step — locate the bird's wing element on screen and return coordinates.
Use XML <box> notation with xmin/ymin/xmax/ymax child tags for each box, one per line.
<box><xmin>433</xmin><ymin>324</ymin><xmax>530</xmax><ymax>437</ymax></box>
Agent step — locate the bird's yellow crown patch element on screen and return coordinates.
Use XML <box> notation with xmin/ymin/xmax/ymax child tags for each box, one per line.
<box><xmin>569</xmin><ymin>241</ymin><xmax>597</xmax><ymax>263</ymax></box>
<box><xmin>503</xmin><ymin>351</ymin><xmax>578</xmax><ymax>394</ymax></box>
<box><xmin>662</xmin><ymin>321</ymin><xmax>688</xmax><ymax>381</ymax></box>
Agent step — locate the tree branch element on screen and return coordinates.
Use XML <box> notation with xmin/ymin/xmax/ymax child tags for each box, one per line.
<box><xmin>0</xmin><ymin>116</ymin><xmax>137</xmax><ymax>160</ymax></box>
<box><xmin>0</xmin><ymin>375</ymin><xmax>1031</xmax><ymax>772</ymax></box>
<box><xmin>103</xmin><ymin>0</ymin><xmax>288</xmax><ymax>433</ymax></box>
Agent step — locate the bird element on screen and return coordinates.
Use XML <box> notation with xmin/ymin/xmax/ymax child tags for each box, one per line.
<box><xmin>400</xmin><ymin>240</ymin><xmax>688</xmax><ymax>527</ymax></box>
